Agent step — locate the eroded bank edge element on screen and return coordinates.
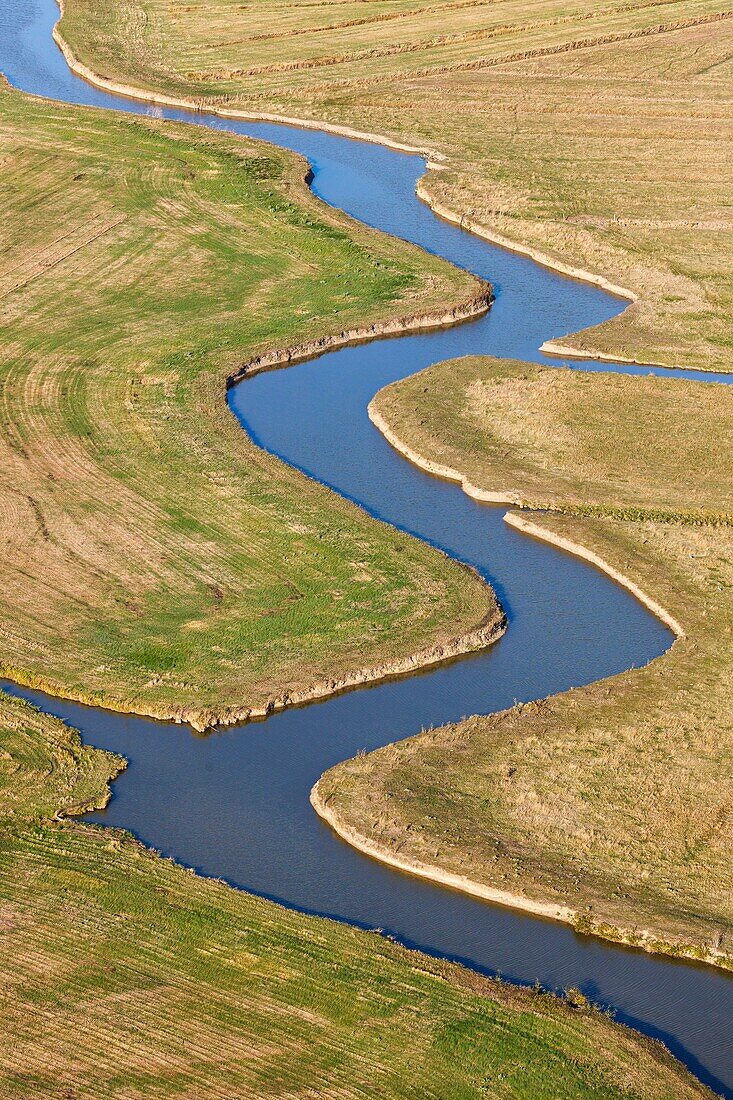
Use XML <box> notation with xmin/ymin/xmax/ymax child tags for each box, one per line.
<box><xmin>368</xmin><ymin>401</ymin><xmax>522</xmax><ymax>506</ymax></box>
<box><xmin>1</xmin><ymin>286</ymin><xmax>510</xmax><ymax>731</ymax></box>
<box><xmin>504</xmin><ymin>513</ymin><xmax>684</xmax><ymax>638</ymax></box>
<box><xmin>368</xmin><ymin>399</ymin><xmax>685</xmax><ymax>636</ymax></box>
<box><xmin>54</xmin><ymin>1</ymin><xmax>640</xmax><ymax>309</ymax></box>
<box><xmin>8</xmin><ymin>692</ymin><xmax>715</xmax><ymax>1100</ymax></box>
<box><xmin>540</xmin><ymin>340</ymin><xmax>705</xmax><ymax>373</ymax></box>
<box><xmin>52</xmin><ymin>1</ymin><xmax>437</xmax><ymax>157</ymax></box>
<box><xmin>413</xmin><ymin>180</ymin><xmax>637</xmax><ymax>303</ymax></box>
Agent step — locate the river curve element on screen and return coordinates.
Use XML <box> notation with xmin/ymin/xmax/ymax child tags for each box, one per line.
<box><xmin>2</xmin><ymin>1</ymin><xmax>733</xmax><ymax>1094</ymax></box>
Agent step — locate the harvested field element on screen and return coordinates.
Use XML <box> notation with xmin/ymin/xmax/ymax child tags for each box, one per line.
<box><xmin>61</xmin><ymin>0</ymin><xmax>733</xmax><ymax>371</ymax></box>
<box><xmin>0</xmin><ymin>85</ymin><xmax>496</xmax><ymax>729</ymax></box>
<box><xmin>314</xmin><ymin>358</ymin><xmax>733</xmax><ymax>963</ymax></box>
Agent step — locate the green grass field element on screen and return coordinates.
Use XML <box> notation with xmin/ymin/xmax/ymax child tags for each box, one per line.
<box><xmin>61</xmin><ymin>0</ymin><xmax>733</xmax><ymax>372</ymax></box>
<box><xmin>0</xmin><ymin>688</ymin><xmax>713</xmax><ymax>1098</ymax></box>
<box><xmin>0</xmin><ymin>84</ymin><xmax>497</xmax><ymax>729</ymax></box>
<box><xmin>315</xmin><ymin>357</ymin><xmax>733</xmax><ymax>963</ymax></box>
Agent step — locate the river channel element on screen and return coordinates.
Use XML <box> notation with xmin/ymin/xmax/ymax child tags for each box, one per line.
<box><xmin>2</xmin><ymin>2</ymin><xmax>732</xmax><ymax>1093</ymax></box>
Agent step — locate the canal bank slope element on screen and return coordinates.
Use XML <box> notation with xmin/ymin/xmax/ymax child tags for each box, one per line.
<box><xmin>314</xmin><ymin>357</ymin><xmax>733</xmax><ymax>967</ymax></box>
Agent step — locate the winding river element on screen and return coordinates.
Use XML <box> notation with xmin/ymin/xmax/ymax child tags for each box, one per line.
<box><xmin>2</xmin><ymin>0</ymin><xmax>733</xmax><ymax>1093</ymax></box>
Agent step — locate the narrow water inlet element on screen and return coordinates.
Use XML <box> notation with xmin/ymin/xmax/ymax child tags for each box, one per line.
<box><xmin>1</xmin><ymin>1</ymin><xmax>733</xmax><ymax>1095</ymax></box>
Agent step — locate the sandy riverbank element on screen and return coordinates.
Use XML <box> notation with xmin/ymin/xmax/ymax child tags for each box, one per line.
<box><xmin>367</xmin><ymin>399</ymin><xmax>685</xmax><ymax>637</ymax></box>
<box><xmin>311</xmin><ymin>777</ymin><xmax>729</xmax><ymax>970</ymax></box>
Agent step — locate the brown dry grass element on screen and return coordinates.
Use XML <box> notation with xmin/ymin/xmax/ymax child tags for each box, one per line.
<box><xmin>372</xmin><ymin>356</ymin><xmax>733</xmax><ymax>519</ymax></box>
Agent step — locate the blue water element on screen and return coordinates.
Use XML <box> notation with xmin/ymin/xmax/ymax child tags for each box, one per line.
<box><xmin>2</xmin><ymin>1</ymin><xmax>732</xmax><ymax>1093</ymax></box>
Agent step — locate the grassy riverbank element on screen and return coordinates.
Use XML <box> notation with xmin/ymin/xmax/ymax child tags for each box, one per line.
<box><xmin>315</xmin><ymin>358</ymin><xmax>733</xmax><ymax>964</ymax></box>
<box><xmin>0</xmin><ymin>84</ymin><xmax>498</xmax><ymax>729</ymax></box>
<box><xmin>371</xmin><ymin>357</ymin><xmax>733</xmax><ymax>521</ymax></box>
<box><xmin>0</xmin><ymin>689</ymin><xmax>713</xmax><ymax>1098</ymax></box>
<box><xmin>60</xmin><ymin>0</ymin><xmax>733</xmax><ymax>372</ymax></box>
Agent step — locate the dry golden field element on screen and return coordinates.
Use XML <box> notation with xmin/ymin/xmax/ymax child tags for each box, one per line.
<box><xmin>372</xmin><ymin>357</ymin><xmax>733</xmax><ymax>519</ymax></box>
<box><xmin>316</xmin><ymin>357</ymin><xmax>733</xmax><ymax>964</ymax></box>
<box><xmin>61</xmin><ymin>0</ymin><xmax>733</xmax><ymax>372</ymax></box>
<box><xmin>0</xmin><ymin>84</ymin><xmax>497</xmax><ymax>729</ymax></box>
